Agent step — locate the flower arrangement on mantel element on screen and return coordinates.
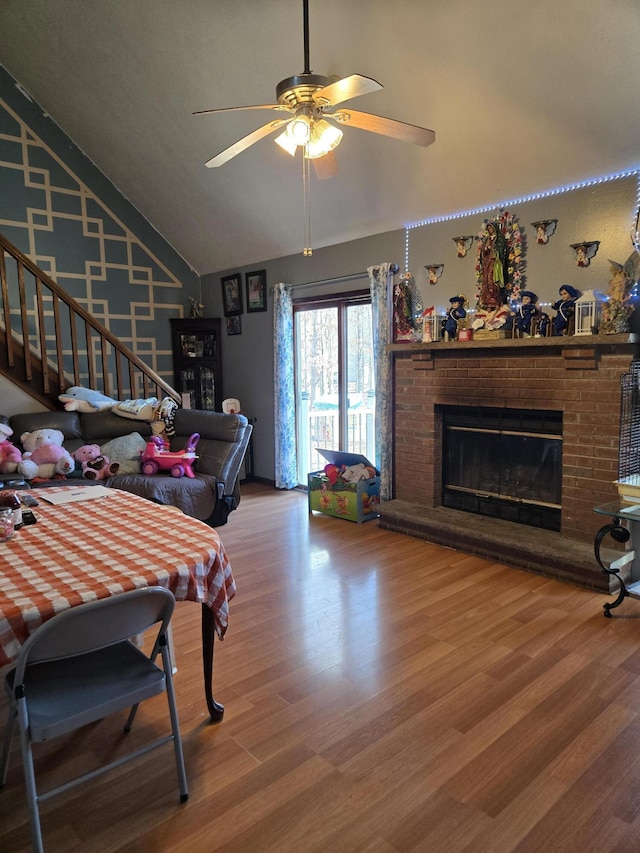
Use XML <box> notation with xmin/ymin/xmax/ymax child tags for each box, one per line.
<box><xmin>473</xmin><ymin>209</ymin><xmax>525</xmax><ymax>332</ymax></box>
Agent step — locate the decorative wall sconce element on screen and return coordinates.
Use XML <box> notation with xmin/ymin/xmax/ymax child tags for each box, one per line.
<box><xmin>452</xmin><ymin>236</ymin><xmax>474</xmax><ymax>257</ymax></box>
<box><xmin>570</xmin><ymin>240</ymin><xmax>600</xmax><ymax>267</ymax></box>
<box><xmin>531</xmin><ymin>219</ymin><xmax>557</xmax><ymax>244</ymax></box>
<box><xmin>425</xmin><ymin>264</ymin><xmax>444</xmax><ymax>284</ymax></box>
<box><xmin>574</xmin><ymin>289</ymin><xmax>606</xmax><ymax>334</ymax></box>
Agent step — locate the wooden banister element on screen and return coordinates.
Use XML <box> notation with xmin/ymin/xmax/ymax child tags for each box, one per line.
<box><xmin>0</xmin><ymin>232</ymin><xmax>180</xmax><ymax>409</ymax></box>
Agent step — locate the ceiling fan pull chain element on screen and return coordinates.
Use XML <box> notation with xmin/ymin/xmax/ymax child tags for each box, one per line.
<box><xmin>303</xmin><ymin>144</ymin><xmax>312</xmax><ymax>256</ymax></box>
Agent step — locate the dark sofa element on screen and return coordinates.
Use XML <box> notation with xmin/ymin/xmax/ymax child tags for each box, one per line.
<box><xmin>5</xmin><ymin>408</ymin><xmax>252</xmax><ymax>527</ymax></box>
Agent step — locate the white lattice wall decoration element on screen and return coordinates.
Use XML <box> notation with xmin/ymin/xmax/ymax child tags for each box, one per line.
<box><xmin>0</xmin><ymin>95</ymin><xmax>190</xmax><ymax>391</ymax></box>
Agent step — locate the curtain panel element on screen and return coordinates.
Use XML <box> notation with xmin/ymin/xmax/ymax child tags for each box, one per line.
<box><xmin>368</xmin><ymin>263</ymin><xmax>394</xmax><ymax>502</ymax></box>
<box><xmin>273</xmin><ymin>282</ymin><xmax>297</xmax><ymax>489</ymax></box>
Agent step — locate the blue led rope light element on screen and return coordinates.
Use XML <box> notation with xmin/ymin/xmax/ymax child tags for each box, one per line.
<box><xmin>404</xmin><ymin>168</ymin><xmax>640</xmax><ymax>273</ymax></box>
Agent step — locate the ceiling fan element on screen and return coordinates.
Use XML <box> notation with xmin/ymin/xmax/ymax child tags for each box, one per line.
<box><xmin>194</xmin><ymin>0</ymin><xmax>436</xmax><ymax>179</ymax></box>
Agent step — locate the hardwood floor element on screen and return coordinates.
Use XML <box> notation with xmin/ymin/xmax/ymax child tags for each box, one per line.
<box><xmin>2</xmin><ymin>482</ymin><xmax>640</xmax><ymax>852</ymax></box>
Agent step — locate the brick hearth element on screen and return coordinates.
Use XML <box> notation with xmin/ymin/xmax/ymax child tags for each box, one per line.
<box><xmin>380</xmin><ymin>334</ymin><xmax>635</xmax><ymax>591</ymax></box>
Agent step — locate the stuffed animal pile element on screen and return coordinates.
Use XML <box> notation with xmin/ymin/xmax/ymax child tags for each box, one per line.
<box><xmin>58</xmin><ymin>386</ymin><xmax>179</xmax><ymax>438</ymax></box>
<box><xmin>323</xmin><ymin>462</ymin><xmax>377</xmax><ymax>485</ymax></box>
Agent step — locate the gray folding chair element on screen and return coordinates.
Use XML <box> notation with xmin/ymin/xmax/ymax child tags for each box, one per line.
<box><xmin>0</xmin><ymin>586</ymin><xmax>188</xmax><ymax>853</ymax></box>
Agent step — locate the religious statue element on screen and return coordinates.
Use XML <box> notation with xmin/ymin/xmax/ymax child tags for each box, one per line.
<box><xmin>393</xmin><ymin>272</ymin><xmax>416</xmax><ymax>342</ymax></box>
<box><xmin>601</xmin><ymin>259</ymin><xmax>633</xmax><ymax>334</ymax></box>
<box><xmin>188</xmin><ymin>296</ymin><xmax>204</xmax><ymax>318</ymax></box>
<box><xmin>479</xmin><ymin>222</ymin><xmax>507</xmax><ymax>309</ymax></box>
<box><xmin>473</xmin><ymin>211</ymin><xmax>524</xmax><ymax>332</ymax></box>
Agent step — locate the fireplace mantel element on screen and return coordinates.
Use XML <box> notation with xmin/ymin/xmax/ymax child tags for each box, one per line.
<box><xmin>388</xmin><ymin>332</ymin><xmax>633</xmax><ymax>355</ymax></box>
<box><xmin>382</xmin><ymin>332</ymin><xmax>635</xmax><ymax>590</ymax></box>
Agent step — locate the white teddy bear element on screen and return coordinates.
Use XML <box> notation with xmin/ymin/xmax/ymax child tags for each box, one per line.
<box><xmin>19</xmin><ymin>428</ymin><xmax>74</xmax><ymax>480</ymax></box>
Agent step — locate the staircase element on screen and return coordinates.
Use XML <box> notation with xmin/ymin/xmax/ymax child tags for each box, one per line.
<box><xmin>0</xmin><ymin>232</ymin><xmax>180</xmax><ymax>410</ymax></box>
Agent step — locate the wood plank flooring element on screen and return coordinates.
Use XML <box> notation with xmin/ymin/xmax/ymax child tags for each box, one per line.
<box><xmin>2</xmin><ymin>483</ymin><xmax>640</xmax><ymax>852</ymax></box>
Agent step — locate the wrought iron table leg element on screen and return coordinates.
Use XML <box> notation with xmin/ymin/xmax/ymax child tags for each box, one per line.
<box><xmin>594</xmin><ymin>519</ymin><xmax>631</xmax><ymax>617</ymax></box>
<box><xmin>603</xmin><ymin>583</ymin><xmax>628</xmax><ymax>617</ymax></box>
<box><xmin>202</xmin><ymin>604</ymin><xmax>224</xmax><ymax>722</ymax></box>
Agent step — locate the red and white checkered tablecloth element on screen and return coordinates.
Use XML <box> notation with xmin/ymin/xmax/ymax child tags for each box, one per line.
<box><xmin>0</xmin><ymin>486</ymin><xmax>236</xmax><ymax>667</ymax></box>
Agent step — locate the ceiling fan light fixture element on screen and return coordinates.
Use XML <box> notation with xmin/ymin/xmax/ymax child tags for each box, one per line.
<box><xmin>196</xmin><ymin>0</ymin><xmax>435</xmax><ymax>254</ymax></box>
<box><xmin>306</xmin><ymin>120</ymin><xmax>343</xmax><ymax>159</ymax></box>
<box><xmin>274</xmin><ymin>130</ymin><xmax>298</xmax><ymax>156</ymax></box>
<box><xmin>288</xmin><ymin>115</ymin><xmax>311</xmax><ymax>145</ymax></box>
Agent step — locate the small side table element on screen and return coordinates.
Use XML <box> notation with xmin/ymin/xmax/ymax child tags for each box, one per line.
<box><xmin>593</xmin><ymin>501</ymin><xmax>640</xmax><ymax>616</ymax></box>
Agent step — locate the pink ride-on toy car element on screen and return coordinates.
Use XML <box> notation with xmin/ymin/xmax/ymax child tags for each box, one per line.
<box><xmin>140</xmin><ymin>433</ymin><xmax>200</xmax><ymax>478</ymax></box>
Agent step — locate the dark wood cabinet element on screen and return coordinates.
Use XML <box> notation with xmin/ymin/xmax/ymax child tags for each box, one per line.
<box><xmin>170</xmin><ymin>318</ymin><xmax>222</xmax><ymax>411</ymax></box>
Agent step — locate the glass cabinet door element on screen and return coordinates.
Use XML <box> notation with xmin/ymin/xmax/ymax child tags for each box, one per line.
<box><xmin>199</xmin><ymin>367</ymin><xmax>216</xmax><ymax>410</ymax></box>
<box><xmin>171</xmin><ymin>318</ymin><xmax>222</xmax><ymax>412</ymax></box>
<box><xmin>178</xmin><ymin>333</ymin><xmax>217</xmax><ymax>360</ymax></box>
<box><xmin>177</xmin><ymin>366</ymin><xmax>216</xmax><ymax>411</ymax></box>
<box><xmin>178</xmin><ymin>367</ymin><xmax>196</xmax><ymax>409</ymax></box>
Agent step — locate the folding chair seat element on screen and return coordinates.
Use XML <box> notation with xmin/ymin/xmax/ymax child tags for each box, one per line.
<box><xmin>0</xmin><ymin>586</ymin><xmax>188</xmax><ymax>853</ymax></box>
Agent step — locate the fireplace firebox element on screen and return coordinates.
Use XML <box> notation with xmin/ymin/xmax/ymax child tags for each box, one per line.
<box><xmin>441</xmin><ymin>406</ymin><xmax>563</xmax><ymax>531</ymax></box>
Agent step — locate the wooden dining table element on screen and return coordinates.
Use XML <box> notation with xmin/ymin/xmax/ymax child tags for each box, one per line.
<box><xmin>0</xmin><ymin>485</ymin><xmax>236</xmax><ymax>722</ymax></box>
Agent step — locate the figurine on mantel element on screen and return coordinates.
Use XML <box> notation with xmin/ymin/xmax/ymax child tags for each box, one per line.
<box><xmin>511</xmin><ymin>290</ymin><xmax>539</xmax><ymax>337</ymax></box>
<box><xmin>479</xmin><ymin>222</ymin><xmax>507</xmax><ymax>309</ymax></box>
<box><xmin>393</xmin><ymin>279</ymin><xmax>413</xmax><ymax>341</ymax></box>
<box><xmin>551</xmin><ymin>285</ymin><xmax>581</xmax><ymax>335</ymax></box>
<box><xmin>601</xmin><ymin>259</ymin><xmax>633</xmax><ymax>334</ymax></box>
<box><xmin>442</xmin><ymin>294</ymin><xmax>467</xmax><ymax>340</ymax></box>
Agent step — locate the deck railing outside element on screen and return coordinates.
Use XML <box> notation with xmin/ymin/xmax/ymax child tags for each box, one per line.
<box><xmin>297</xmin><ymin>393</ymin><xmax>375</xmax><ymax>483</ymax></box>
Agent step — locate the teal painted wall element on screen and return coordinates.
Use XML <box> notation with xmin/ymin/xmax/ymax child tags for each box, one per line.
<box><xmin>0</xmin><ymin>65</ymin><xmax>199</xmax><ymax>389</ymax></box>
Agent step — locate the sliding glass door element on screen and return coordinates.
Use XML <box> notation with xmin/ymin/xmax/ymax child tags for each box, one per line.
<box><xmin>294</xmin><ymin>292</ymin><xmax>374</xmax><ymax>484</ymax></box>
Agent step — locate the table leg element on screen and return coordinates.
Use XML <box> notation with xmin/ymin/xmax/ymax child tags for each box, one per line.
<box><xmin>201</xmin><ymin>604</ymin><xmax>224</xmax><ymax>722</ymax></box>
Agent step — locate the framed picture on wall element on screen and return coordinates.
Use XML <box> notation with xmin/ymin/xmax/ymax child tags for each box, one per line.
<box><xmin>245</xmin><ymin>269</ymin><xmax>267</xmax><ymax>313</ymax></box>
<box><xmin>226</xmin><ymin>316</ymin><xmax>242</xmax><ymax>335</ymax></box>
<box><xmin>221</xmin><ymin>273</ymin><xmax>243</xmax><ymax>316</ymax></box>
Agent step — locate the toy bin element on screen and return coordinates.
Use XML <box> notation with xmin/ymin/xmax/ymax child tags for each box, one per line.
<box><xmin>307</xmin><ymin>450</ymin><xmax>380</xmax><ymax>524</ymax></box>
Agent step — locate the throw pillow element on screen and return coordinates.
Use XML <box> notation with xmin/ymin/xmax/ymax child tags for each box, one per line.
<box><xmin>100</xmin><ymin>432</ymin><xmax>147</xmax><ymax>475</ymax></box>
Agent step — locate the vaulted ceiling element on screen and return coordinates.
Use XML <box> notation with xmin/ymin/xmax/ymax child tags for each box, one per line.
<box><xmin>0</xmin><ymin>1</ymin><xmax>638</xmax><ymax>275</ymax></box>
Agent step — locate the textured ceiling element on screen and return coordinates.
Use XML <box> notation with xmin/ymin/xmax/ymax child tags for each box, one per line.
<box><xmin>0</xmin><ymin>1</ymin><xmax>638</xmax><ymax>275</ymax></box>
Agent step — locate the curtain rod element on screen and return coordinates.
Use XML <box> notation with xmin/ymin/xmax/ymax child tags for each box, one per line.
<box><xmin>292</xmin><ymin>264</ymin><xmax>398</xmax><ymax>289</ymax></box>
<box><xmin>292</xmin><ymin>271</ymin><xmax>369</xmax><ymax>290</ymax></box>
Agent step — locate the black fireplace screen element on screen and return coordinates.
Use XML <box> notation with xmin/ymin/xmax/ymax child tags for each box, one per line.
<box><xmin>618</xmin><ymin>359</ymin><xmax>640</xmax><ymax>481</ymax></box>
<box><xmin>442</xmin><ymin>406</ymin><xmax>562</xmax><ymax>531</ymax></box>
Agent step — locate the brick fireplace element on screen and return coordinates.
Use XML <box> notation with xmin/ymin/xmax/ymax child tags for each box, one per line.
<box><xmin>379</xmin><ymin>334</ymin><xmax>635</xmax><ymax>590</ymax></box>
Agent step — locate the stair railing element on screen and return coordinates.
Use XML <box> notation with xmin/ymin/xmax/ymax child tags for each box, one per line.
<box><xmin>0</xmin><ymin>232</ymin><xmax>180</xmax><ymax>409</ymax></box>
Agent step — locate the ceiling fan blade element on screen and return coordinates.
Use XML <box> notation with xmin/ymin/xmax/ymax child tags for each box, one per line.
<box><xmin>311</xmin><ymin>151</ymin><xmax>338</xmax><ymax>180</ymax></box>
<box><xmin>330</xmin><ymin>109</ymin><xmax>436</xmax><ymax>147</ymax></box>
<box><xmin>205</xmin><ymin>118</ymin><xmax>292</xmax><ymax>167</ymax></box>
<box><xmin>314</xmin><ymin>74</ymin><xmax>383</xmax><ymax>108</ymax></box>
<box><xmin>194</xmin><ymin>103</ymin><xmax>291</xmax><ymax>116</ymax></box>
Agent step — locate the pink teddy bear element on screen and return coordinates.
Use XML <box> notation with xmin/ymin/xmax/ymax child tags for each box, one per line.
<box><xmin>72</xmin><ymin>444</ymin><xmax>120</xmax><ymax>480</ymax></box>
<box><xmin>0</xmin><ymin>423</ymin><xmax>23</xmax><ymax>475</ymax></box>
